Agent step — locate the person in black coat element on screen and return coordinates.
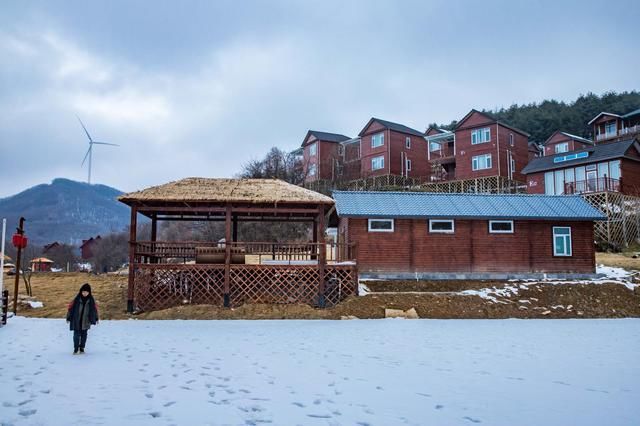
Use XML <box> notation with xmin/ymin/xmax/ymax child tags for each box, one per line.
<box><xmin>66</xmin><ymin>283</ymin><xmax>99</xmax><ymax>354</ymax></box>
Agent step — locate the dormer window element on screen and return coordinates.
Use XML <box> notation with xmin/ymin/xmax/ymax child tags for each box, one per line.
<box><xmin>309</xmin><ymin>142</ymin><xmax>317</xmax><ymax>156</ymax></box>
<box><xmin>555</xmin><ymin>142</ymin><xmax>569</xmax><ymax>154</ymax></box>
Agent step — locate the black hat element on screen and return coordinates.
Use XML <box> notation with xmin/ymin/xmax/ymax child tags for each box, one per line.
<box><xmin>79</xmin><ymin>283</ymin><xmax>92</xmax><ymax>294</ymax></box>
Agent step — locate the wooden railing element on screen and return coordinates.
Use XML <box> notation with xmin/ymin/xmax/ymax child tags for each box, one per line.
<box><xmin>134</xmin><ymin>241</ymin><xmax>357</xmax><ymax>264</ymax></box>
<box><xmin>564</xmin><ymin>177</ymin><xmax>620</xmax><ymax>194</ymax></box>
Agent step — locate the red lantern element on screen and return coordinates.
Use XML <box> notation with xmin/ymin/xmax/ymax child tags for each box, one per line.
<box><xmin>12</xmin><ymin>234</ymin><xmax>28</xmax><ymax>249</ymax></box>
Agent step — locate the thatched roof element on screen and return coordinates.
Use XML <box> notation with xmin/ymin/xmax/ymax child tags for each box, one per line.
<box><xmin>118</xmin><ymin>178</ymin><xmax>334</xmax><ymax>205</ymax></box>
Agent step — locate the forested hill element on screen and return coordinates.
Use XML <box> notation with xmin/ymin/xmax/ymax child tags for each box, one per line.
<box><xmin>436</xmin><ymin>91</ymin><xmax>640</xmax><ymax>143</ymax></box>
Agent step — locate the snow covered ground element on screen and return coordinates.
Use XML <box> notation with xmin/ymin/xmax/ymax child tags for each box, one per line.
<box><xmin>1</xmin><ymin>318</ymin><xmax>639</xmax><ymax>426</ymax></box>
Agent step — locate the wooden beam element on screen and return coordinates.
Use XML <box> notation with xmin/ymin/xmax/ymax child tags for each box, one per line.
<box><xmin>127</xmin><ymin>206</ymin><xmax>138</xmax><ymax>313</ymax></box>
<box><xmin>223</xmin><ymin>204</ymin><xmax>232</xmax><ymax>307</ymax></box>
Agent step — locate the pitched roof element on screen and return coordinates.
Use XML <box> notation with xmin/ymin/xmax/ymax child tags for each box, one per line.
<box><xmin>333</xmin><ymin>191</ymin><xmax>605</xmax><ymax>221</ymax></box>
<box><xmin>302</xmin><ymin>130</ymin><xmax>351</xmax><ymax>146</ymax></box>
<box><xmin>358</xmin><ymin>117</ymin><xmax>424</xmax><ymax>137</ymax></box>
<box><xmin>542</xmin><ymin>130</ymin><xmax>593</xmax><ymax>146</ymax></box>
<box><xmin>30</xmin><ymin>257</ymin><xmax>54</xmax><ymax>263</ymax></box>
<box><xmin>622</xmin><ymin>108</ymin><xmax>640</xmax><ymax>119</ymax></box>
<box><xmin>522</xmin><ymin>138</ymin><xmax>640</xmax><ymax>174</ymax></box>
<box><xmin>454</xmin><ymin>109</ymin><xmax>530</xmax><ymax>136</ymax></box>
<box><xmin>587</xmin><ymin>112</ymin><xmax>621</xmax><ymax>125</ymax></box>
<box><xmin>119</xmin><ymin>178</ymin><xmax>334</xmax><ymax>205</ymax></box>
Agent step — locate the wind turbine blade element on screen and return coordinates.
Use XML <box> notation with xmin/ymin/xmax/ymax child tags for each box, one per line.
<box><xmin>81</xmin><ymin>146</ymin><xmax>91</xmax><ymax>166</ymax></box>
<box><xmin>92</xmin><ymin>142</ymin><xmax>120</xmax><ymax>147</ymax></box>
<box><xmin>76</xmin><ymin>115</ymin><xmax>94</xmax><ymax>142</ymax></box>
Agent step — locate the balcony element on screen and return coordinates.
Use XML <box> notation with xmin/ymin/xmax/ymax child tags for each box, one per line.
<box><xmin>429</xmin><ymin>144</ymin><xmax>456</xmax><ymax>163</ymax></box>
<box><xmin>596</xmin><ymin>125</ymin><xmax>640</xmax><ymax>142</ymax></box>
<box><xmin>564</xmin><ymin>178</ymin><xmax>620</xmax><ymax>195</ymax></box>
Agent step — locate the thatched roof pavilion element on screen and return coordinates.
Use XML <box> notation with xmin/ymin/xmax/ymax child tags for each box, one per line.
<box><xmin>118</xmin><ymin>178</ymin><xmax>355</xmax><ymax>313</ymax></box>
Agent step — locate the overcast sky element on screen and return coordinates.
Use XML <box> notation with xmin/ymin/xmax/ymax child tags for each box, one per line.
<box><xmin>1</xmin><ymin>0</ymin><xmax>638</xmax><ymax>197</ymax></box>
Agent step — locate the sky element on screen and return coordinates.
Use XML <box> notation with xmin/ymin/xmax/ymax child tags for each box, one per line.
<box><xmin>0</xmin><ymin>0</ymin><xmax>638</xmax><ymax>197</ymax></box>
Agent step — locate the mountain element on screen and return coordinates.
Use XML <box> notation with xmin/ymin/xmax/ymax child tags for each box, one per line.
<box><xmin>0</xmin><ymin>178</ymin><xmax>130</xmax><ymax>248</ymax></box>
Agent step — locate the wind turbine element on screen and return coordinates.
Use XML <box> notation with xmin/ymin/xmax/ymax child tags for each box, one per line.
<box><xmin>77</xmin><ymin>116</ymin><xmax>119</xmax><ymax>184</ymax></box>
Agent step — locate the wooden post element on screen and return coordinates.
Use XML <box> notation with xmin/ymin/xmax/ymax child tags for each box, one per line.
<box><xmin>151</xmin><ymin>216</ymin><xmax>157</xmax><ymax>264</ymax></box>
<box><xmin>127</xmin><ymin>206</ymin><xmax>137</xmax><ymax>313</ymax></box>
<box><xmin>224</xmin><ymin>205</ymin><xmax>231</xmax><ymax>307</ymax></box>
<box><xmin>311</xmin><ymin>217</ymin><xmax>318</xmax><ymax>260</ymax></box>
<box><xmin>12</xmin><ymin>217</ymin><xmax>25</xmax><ymax>315</ymax></box>
<box><xmin>317</xmin><ymin>207</ymin><xmax>326</xmax><ymax>308</ymax></box>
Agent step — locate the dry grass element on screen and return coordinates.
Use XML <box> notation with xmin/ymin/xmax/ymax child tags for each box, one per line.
<box><xmin>3</xmin><ymin>272</ymin><xmax>129</xmax><ymax>320</ymax></box>
<box><xmin>596</xmin><ymin>252</ymin><xmax>640</xmax><ymax>271</ymax></box>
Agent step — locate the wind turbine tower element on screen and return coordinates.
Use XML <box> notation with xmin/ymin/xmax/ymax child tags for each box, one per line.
<box><xmin>77</xmin><ymin>116</ymin><xmax>119</xmax><ymax>184</ymax></box>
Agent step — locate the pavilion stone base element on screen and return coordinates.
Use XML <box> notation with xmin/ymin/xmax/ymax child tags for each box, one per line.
<box><xmin>133</xmin><ymin>264</ymin><xmax>358</xmax><ymax>312</ymax></box>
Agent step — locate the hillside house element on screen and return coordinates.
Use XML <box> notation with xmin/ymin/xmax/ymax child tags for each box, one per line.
<box><xmin>301</xmin><ymin>131</ymin><xmax>351</xmax><ymax>183</ymax></box>
<box><xmin>80</xmin><ymin>236</ymin><xmax>101</xmax><ymax>260</ymax></box>
<box><xmin>335</xmin><ymin>191</ymin><xmax>605</xmax><ymax>278</ymax></box>
<box><xmin>542</xmin><ymin>131</ymin><xmax>593</xmax><ymax>156</ymax></box>
<box><xmin>358</xmin><ymin>118</ymin><xmax>429</xmax><ymax>180</ymax></box>
<box><xmin>589</xmin><ymin>108</ymin><xmax>640</xmax><ymax>143</ymax></box>
<box><xmin>426</xmin><ymin>110</ymin><xmax>530</xmax><ymax>183</ymax></box>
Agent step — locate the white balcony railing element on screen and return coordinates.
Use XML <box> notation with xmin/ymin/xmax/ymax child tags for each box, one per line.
<box><xmin>596</xmin><ymin>125</ymin><xmax>640</xmax><ymax>141</ymax></box>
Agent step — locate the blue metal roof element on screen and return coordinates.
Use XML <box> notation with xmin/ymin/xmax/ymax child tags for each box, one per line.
<box><xmin>333</xmin><ymin>191</ymin><xmax>606</xmax><ymax>221</ymax></box>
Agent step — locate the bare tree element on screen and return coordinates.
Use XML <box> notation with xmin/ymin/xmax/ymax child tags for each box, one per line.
<box><xmin>46</xmin><ymin>244</ymin><xmax>78</xmax><ymax>270</ymax></box>
<box><xmin>91</xmin><ymin>232</ymin><xmax>129</xmax><ymax>273</ymax></box>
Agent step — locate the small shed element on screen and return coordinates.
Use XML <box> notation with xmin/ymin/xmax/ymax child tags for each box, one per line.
<box><xmin>30</xmin><ymin>257</ymin><xmax>54</xmax><ymax>272</ymax></box>
<box><xmin>334</xmin><ymin>191</ymin><xmax>606</xmax><ymax>279</ymax></box>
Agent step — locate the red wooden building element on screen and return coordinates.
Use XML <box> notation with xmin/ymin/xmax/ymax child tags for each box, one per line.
<box><xmin>426</xmin><ymin>110</ymin><xmax>530</xmax><ymax>183</ymax></box>
<box><xmin>335</xmin><ymin>191</ymin><xmax>604</xmax><ymax>278</ymax></box>
<box><xmin>80</xmin><ymin>236</ymin><xmax>101</xmax><ymax>260</ymax></box>
<box><xmin>301</xmin><ymin>130</ymin><xmax>351</xmax><ymax>183</ymax></box>
<box><xmin>358</xmin><ymin>118</ymin><xmax>429</xmax><ymax>180</ymax></box>
<box><xmin>589</xmin><ymin>108</ymin><xmax>640</xmax><ymax>143</ymax></box>
<box><xmin>541</xmin><ymin>131</ymin><xmax>593</xmax><ymax>157</ymax></box>
<box><xmin>523</xmin><ymin>137</ymin><xmax>640</xmax><ymax>196</ymax></box>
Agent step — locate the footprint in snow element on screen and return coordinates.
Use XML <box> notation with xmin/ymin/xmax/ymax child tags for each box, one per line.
<box><xmin>307</xmin><ymin>414</ymin><xmax>331</xmax><ymax>419</ymax></box>
<box><xmin>145</xmin><ymin>393</ymin><xmax>153</xmax><ymax>399</ymax></box>
<box><xmin>292</xmin><ymin>402</ymin><xmax>305</xmax><ymax>408</ymax></box>
<box><xmin>435</xmin><ymin>404</ymin><xmax>444</xmax><ymax>410</ymax></box>
<box><xmin>18</xmin><ymin>408</ymin><xmax>37</xmax><ymax>417</ymax></box>
<box><xmin>463</xmin><ymin>416</ymin><xmax>482</xmax><ymax>423</ymax></box>
<box><xmin>149</xmin><ymin>411</ymin><xmax>161</xmax><ymax>418</ymax></box>
<box><xmin>163</xmin><ymin>401</ymin><xmax>176</xmax><ymax>407</ymax></box>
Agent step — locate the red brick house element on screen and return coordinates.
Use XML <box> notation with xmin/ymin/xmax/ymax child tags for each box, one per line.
<box><xmin>522</xmin><ymin>137</ymin><xmax>640</xmax><ymax>196</ymax></box>
<box><xmin>426</xmin><ymin>110</ymin><xmax>529</xmax><ymax>182</ymax></box>
<box><xmin>358</xmin><ymin>118</ymin><xmax>429</xmax><ymax>179</ymax></box>
<box><xmin>542</xmin><ymin>131</ymin><xmax>593</xmax><ymax>156</ymax></box>
<box><xmin>590</xmin><ymin>108</ymin><xmax>640</xmax><ymax>143</ymax></box>
<box><xmin>301</xmin><ymin>130</ymin><xmax>351</xmax><ymax>183</ymax></box>
<box><xmin>334</xmin><ymin>191</ymin><xmax>604</xmax><ymax>278</ymax></box>
<box><xmin>80</xmin><ymin>236</ymin><xmax>101</xmax><ymax>260</ymax></box>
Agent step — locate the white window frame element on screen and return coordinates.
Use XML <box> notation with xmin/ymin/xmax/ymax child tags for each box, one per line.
<box><xmin>309</xmin><ymin>142</ymin><xmax>317</xmax><ymax>156</ymax></box>
<box><xmin>472</xmin><ymin>154</ymin><xmax>492</xmax><ymax>171</ymax></box>
<box><xmin>405</xmin><ymin>137</ymin><xmax>411</xmax><ymax>149</ymax></box>
<box><xmin>308</xmin><ymin>163</ymin><xmax>317</xmax><ymax>176</ymax></box>
<box><xmin>428</xmin><ymin>219</ymin><xmax>455</xmax><ymax>234</ymax></box>
<box><xmin>406</xmin><ymin>159</ymin><xmax>412</xmax><ymax>171</ymax></box>
<box><xmin>371</xmin><ymin>155</ymin><xmax>385</xmax><ymax>171</ymax></box>
<box><xmin>338</xmin><ymin>145</ymin><xmax>344</xmax><ymax>156</ymax></box>
<box><xmin>471</xmin><ymin>127</ymin><xmax>491</xmax><ymax>145</ymax></box>
<box><xmin>555</xmin><ymin>142</ymin><xmax>569</xmax><ymax>154</ymax></box>
<box><xmin>553</xmin><ymin>227</ymin><xmax>572</xmax><ymax>256</ymax></box>
<box><xmin>489</xmin><ymin>220</ymin><xmax>514</xmax><ymax>234</ymax></box>
<box><xmin>368</xmin><ymin>219</ymin><xmax>394</xmax><ymax>233</ymax></box>
<box><xmin>509</xmin><ymin>133</ymin><xmax>514</xmax><ymax>147</ymax></box>
<box><xmin>371</xmin><ymin>132</ymin><xmax>385</xmax><ymax>148</ymax></box>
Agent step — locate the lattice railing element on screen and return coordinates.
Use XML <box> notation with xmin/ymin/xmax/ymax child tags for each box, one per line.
<box><xmin>133</xmin><ymin>264</ymin><xmax>358</xmax><ymax>311</ymax></box>
<box><xmin>583</xmin><ymin>191</ymin><xmax>640</xmax><ymax>248</ymax></box>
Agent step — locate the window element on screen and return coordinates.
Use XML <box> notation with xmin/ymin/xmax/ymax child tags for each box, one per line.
<box><xmin>489</xmin><ymin>220</ymin><xmax>514</xmax><ymax>233</ymax></box>
<box><xmin>405</xmin><ymin>137</ymin><xmax>411</xmax><ymax>149</ymax></box>
<box><xmin>308</xmin><ymin>163</ymin><xmax>317</xmax><ymax>176</ymax></box>
<box><xmin>371</xmin><ymin>132</ymin><xmax>384</xmax><ymax>148</ymax></box>
<box><xmin>609</xmin><ymin>160</ymin><xmax>621</xmax><ymax>180</ymax></box>
<box><xmin>429</xmin><ymin>219</ymin><xmax>454</xmax><ymax>233</ymax></box>
<box><xmin>555</xmin><ymin>143</ymin><xmax>569</xmax><ymax>154</ymax></box>
<box><xmin>371</xmin><ymin>156</ymin><xmax>385</xmax><ymax>170</ymax></box>
<box><xmin>553</xmin><ymin>227</ymin><xmax>572</xmax><ymax>256</ymax></box>
<box><xmin>368</xmin><ymin>219</ymin><xmax>394</xmax><ymax>232</ymax></box>
<box><xmin>544</xmin><ymin>171</ymin><xmax>555</xmax><ymax>195</ymax></box>
<box><xmin>605</xmin><ymin>122</ymin><xmax>617</xmax><ymax>136</ymax></box>
<box><xmin>429</xmin><ymin>142</ymin><xmax>440</xmax><ymax>152</ymax></box>
<box><xmin>509</xmin><ymin>133</ymin><xmax>514</xmax><ymax>147</ymax></box>
<box><xmin>471</xmin><ymin>127</ymin><xmax>491</xmax><ymax>144</ymax></box>
<box><xmin>338</xmin><ymin>145</ymin><xmax>345</xmax><ymax>156</ymax></box>
<box><xmin>406</xmin><ymin>159</ymin><xmax>412</xmax><ymax>171</ymax></box>
<box><xmin>510</xmin><ymin>157</ymin><xmax>516</xmax><ymax>176</ymax></box>
<box><xmin>472</xmin><ymin>154</ymin><xmax>492</xmax><ymax>171</ymax></box>
<box><xmin>554</xmin><ymin>170</ymin><xmax>564</xmax><ymax>195</ymax></box>
<box><xmin>309</xmin><ymin>142</ymin><xmax>317</xmax><ymax>156</ymax></box>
